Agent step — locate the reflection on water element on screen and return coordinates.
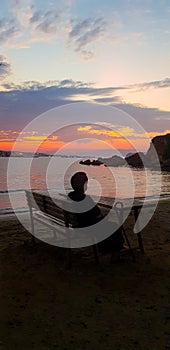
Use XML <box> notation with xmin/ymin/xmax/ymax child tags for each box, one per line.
<box><xmin>0</xmin><ymin>157</ymin><xmax>170</xmax><ymax>212</ymax></box>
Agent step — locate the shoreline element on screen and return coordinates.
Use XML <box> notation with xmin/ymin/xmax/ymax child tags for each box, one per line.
<box><xmin>1</xmin><ymin>192</ymin><xmax>170</xmax><ymax>214</ymax></box>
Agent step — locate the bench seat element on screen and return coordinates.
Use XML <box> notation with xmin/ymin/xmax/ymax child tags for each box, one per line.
<box><xmin>25</xmin><ymin>190</ymin><xmax>135</xmax><ymax>266</ymax></box>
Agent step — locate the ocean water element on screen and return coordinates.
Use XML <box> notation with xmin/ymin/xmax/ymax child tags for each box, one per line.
<box><xmin>0</xmin><ymin>157</ymin><xmax>170</xmax><ymax>215</ymax></box>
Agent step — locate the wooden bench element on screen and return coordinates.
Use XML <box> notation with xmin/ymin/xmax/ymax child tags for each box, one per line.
<box><xmin>25</xmin><ymin>190</ymin><xmax>135</xmax><ymax>267</ymax></box>
<box><xmin>25</xmin><ymin>190</ymin><xmax>101</xmax><ymax>267</ymax></box>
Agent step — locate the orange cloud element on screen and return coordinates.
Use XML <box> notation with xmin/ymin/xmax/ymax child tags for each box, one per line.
<box><xmin>77</xmin><ymin>125</ymin><xmax>154</xmax><ymax>139</ymax></box>
<box><xmin>77</xmin><ymin>125</ymin><xmax>120</xmax><ymax>137</ymax></box>
<box><xmin>77</xmin><ymin>125</ymin><xmax>170</xmax><ymax>150</ymax></box>
<box><xmin>23</xmin><ymin>135</ymin><xmax>48</xmax><ymax>142</ymax></box>
<box><xmin>38</xmin><ymin>139</ymin><xmax>65</xmax><ymax>153</ymax></box>
<box><xmin>1</xmin><ymin>128</ymin><xmax>170</xmax><ymax>153</ymax></box>
<box><xmin>147</xmin><ymin>130</ymin><xmax>170</xmax><ymax>138</ymax></box>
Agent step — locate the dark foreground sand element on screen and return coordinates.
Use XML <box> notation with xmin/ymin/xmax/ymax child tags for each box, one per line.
<box><xmin>0</xmin><ymin>201</ymin><xmax>170</xmax><ymax>350</ymax></box>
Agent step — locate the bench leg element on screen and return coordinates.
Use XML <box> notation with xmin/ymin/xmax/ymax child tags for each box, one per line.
<box><xmin>29</xmin><ymin>208</ymin><xmax>36</xmax><ymax>245</ymax></box>
<box><xmin>134</xmin><ymin>207</ymin><xmax>144</xmax><ymax>254</ymax></box>
<box><xmin>92</xmin><ymin>244</ymin><xmax>99</xmax><ymax>264</ymax></box>
<box><xmin>121</xmin><ymin>226</ymin><xmax>136</xmax><ymax>262</ymax></box>
<box><xmin>66</xmin><ymin>248</ymin><xmax>72</xmax><ymax>269</ymax></box>
<box><xmin>137</xmin><ymin>232</ymin><xmax>144</xmax><ymax>254</ymax></box>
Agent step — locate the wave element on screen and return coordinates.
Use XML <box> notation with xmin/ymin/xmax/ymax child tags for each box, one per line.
<box><xmin>0</xmin><ymin>188</ymin><xmax>62</xmax><ymax>194</ymax></box>
<box><xmin>0</xmin><ymin>207</ymin><xmax>29</xmax><ymax>217</ymax></box>
<box><xmin>0</xmin><ymin>189</ymin><xmax>27</xmax><ymax>194</ymax></box>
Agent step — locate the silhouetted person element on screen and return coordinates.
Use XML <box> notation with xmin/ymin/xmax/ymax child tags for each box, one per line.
<box><xmin>68</xmin><ymin>172</ymin><xmax>124</xmax><ymax>256</ymax></box>
<box><xmin>68</xmin><ymin>172</ymin><xmax>102</xmax><ymax>227</ymax></box>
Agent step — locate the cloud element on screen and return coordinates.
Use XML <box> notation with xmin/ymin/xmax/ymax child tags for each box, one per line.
<box><xmin>67</xmin><ymin>11</ymin><xmax>146</xmax><ymax>59</ymax></box>
<box><xmin>68</xmin><ymin>17</ymin><xmax>106</xmax><ymax>58</ymax></box>
<box><xmin>0</xmin><ymin>18</ymin><xmax>20</xmax><ymax>45</ymax></box>
<box><xmin>0</xmin><ymin>55</ymin><xmax>11</xmax><ymax>79</ymax></box>
<box><xmin>94</xmin><ymin>97</ymin><xmax>122</xmax><ymax>103</ymax></box>
<box><xmin>77</xmin><ymin>125</ymin><xmax>121</xmax><ymax>138</ymax></box>
<box><xmin>0</xmin><ymin>2</ymin><xmax>62</xmax><ymax>49</ymax></box>
<box><xmin>0</xmin><ymin>80</ymin><xmax>118</xmax><ymax>129</ymax></box>
<box><xmin>1</xmin><ymin>79</ymin><xmax>124</xmax><ymax>95</ymax></box>
<box><xmin>0</xmin><ymin>3</ymin><xmax>148</xmax><ymax>58</ymax></box>
<box><xmin>23</xmin><ymin>135</ymin><xmax>48</xmax><ymax>141</ymax></box>
<box><xmin>79</xmin><ymin>50</ymin><xmax>94</xmax><ymax>61</ymax></box>
<box><xmin>29</xmin><ymin>11</ymin><xmax>41</xmax><ymax>24</ymax></box>
<box><xmin>58</xmin><ymin>79</ymin><xmax>93</xmax><ymax>88</ymax></box>
<box><xmin>29</xmin><ymin>9</ymin><xmax>61</xmax><ymax>35</ymax></box>
<box><xmin>77</xmin><ymin>125</ymin><xmax>150</xmax><ymax>140</ymax></box>
<box><xmin>14</xmin><ymin>0</ymin><xmax>22</xmax><ymax>6</ymax></box>
<box><xmin>115</xmin><ymin>102</ymin><xmax>170</xmax><ymax>132</ymax></box>
<box><xmin>0</xmin><ymin>79</ymin><xmax>170</xmax><ymax>135</ymax></box>
<box><xmin>69</xmin><ymin>19</ymin><xmax>92</xmax><ymax>38</ymax></box>
<box><xmin>132</xmin><ymin>78</ymin><xmax>170</xmax><ymax>91</ymax></box>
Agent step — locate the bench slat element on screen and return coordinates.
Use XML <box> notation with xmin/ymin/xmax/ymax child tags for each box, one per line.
<box><xmin>26</xmin><ymin>191</ymin><xmax>45</xmax><ymax>211</ymax></box>
<box><xmin>34</xmin><ymin>211</ymin><xmax>66</xmax><ymax>228</ymax></box>
<box><xmin>43</xmin><ymin>200</ymin><xmax>65</xmax><ymax>218</ymax></box>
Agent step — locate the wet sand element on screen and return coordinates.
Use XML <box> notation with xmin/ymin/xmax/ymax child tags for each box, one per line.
<box><xmin>0</xmin><ymin>201</ymin><xmax>170</xmax><ymax>350</ymax></box>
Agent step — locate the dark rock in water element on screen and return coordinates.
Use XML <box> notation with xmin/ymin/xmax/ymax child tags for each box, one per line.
<box><xmin>98</xmin><ymin>155</ymin><xmax>126</xmax><ymax>167</ymax></box>
<box><xmin>0</xmin><ymin>150</ymin><xmax>11</xmax><ymax>157</ymax></box>
<box><xmin>79</xmin><ymin>159</ymin><xmax>91</xmax><ymax>165</ymax></box>
<box><xmin>125</xmin><ymin>152</ymin><xmax>134</xmax><ymax>158</ymax></box>
<box><xmin>79</xmin><ymin>159</ymin><xmax>103</xmax><ymax>166</ymax></box>
<box><xmin>125</xmin><ymin>152</ymin><xmax>146</xmax><ymax>168</ymax></box>
<box><xmin>91</xmin><ymin>159</ymin><xmax>103</xmax><ymax>166</ymax></box>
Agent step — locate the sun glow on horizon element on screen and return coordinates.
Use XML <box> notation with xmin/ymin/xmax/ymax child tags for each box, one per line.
<box><xmin>1</xmin><ymin>127</ymin><xmax>170</xmax><ymax>154</ymax></box>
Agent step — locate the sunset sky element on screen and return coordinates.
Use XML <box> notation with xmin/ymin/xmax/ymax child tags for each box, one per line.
<box><xmin>0</xmin><ymin>0</ymin><xmax>170</xmax><ymax>155</ymax></box>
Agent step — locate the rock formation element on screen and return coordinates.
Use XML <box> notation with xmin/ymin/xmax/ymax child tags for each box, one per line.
<box><xmin>79</xmin><ymin>134</ymin><xmax>170</xmax><ymax>170</ymax></box>
<box><xmin>79</xmin><ymin>159</ymin><xmax>103</xmax><ymax>166</ymax></box>
<box><xmin>125</xmin><ymin>152</ymin><xmax>146</xmax><ymax>168</ymax></box>
<box><xmin>98</xmin><ymin>155</ymin><xmax>126</xmax><ymax>167</ymax></box>
<box><xmin>146</xmin><ymin>134</ymin><xmax>170</xmax><ymax>170</ymax></box>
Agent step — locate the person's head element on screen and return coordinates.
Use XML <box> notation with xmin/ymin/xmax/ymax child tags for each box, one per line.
<box><xmin>70</xmin><ymin>172</ymin><xmax>88</xmax><ymax>193</ymax></box>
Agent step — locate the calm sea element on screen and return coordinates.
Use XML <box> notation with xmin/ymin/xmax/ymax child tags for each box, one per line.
<box><xmin>0</xmin><ymin>157</ymin><xmax>170</xmax><ymax>215</ymax></box>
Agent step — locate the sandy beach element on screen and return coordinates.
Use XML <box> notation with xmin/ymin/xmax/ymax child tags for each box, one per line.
<box><xmin>0</xmin><ymin>201</ymin><xmax>170</xmax><ymax>350</ymax></box>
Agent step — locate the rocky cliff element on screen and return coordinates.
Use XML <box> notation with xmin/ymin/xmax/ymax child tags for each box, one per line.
<box><xmin>125</xmin><ymin>152</ymin><xmax>145</xmax><ymax>167</ymax></box>
<box><xmin>97</xmin><ymin>133</ymin><xmax>170</xmax><ymax>170</ymax></box>
<box><xmin>146</xmin><ymin>133</ymin><xmax>170</xmax><ymax>169</ymax></box>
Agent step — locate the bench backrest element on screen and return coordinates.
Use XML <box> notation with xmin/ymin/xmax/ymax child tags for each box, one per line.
<box><xmin>25</xmin><ymin>190</ymin><xmax>121</xmax><ymax>228</ymax></box>
<box><xmin>25</xmin><ymin>190</ymin><xmax>78</xmax><ymax>227</ymax></box>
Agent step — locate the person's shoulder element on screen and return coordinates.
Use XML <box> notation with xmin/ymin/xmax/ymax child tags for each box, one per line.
<box><xmin>68</xmin><ymin>191</ymin><xmax>74</xmax><ymax>199</ymax></box>
<box><xmin>85</xmin><ymin>195</ymin><xmax>100</xmax><ymax>209</ymax></box>
<box><xmin>85</xmin><ymin>194</ymin><xmax>95</xmax><ymax>203</ymax></box>
<box><xmin>68</xmin><ymin>191</ymin><xmax>85</xmax><ymax>201</ymax></box>
<box><xmin>68</xmin><ymin>191</ymin><xmax>78</xmax><ymax>200</ymax></box>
